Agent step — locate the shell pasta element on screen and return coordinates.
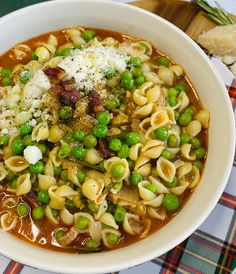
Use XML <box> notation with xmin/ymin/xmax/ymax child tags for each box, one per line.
<box><xmin>0</xmin><ymin>27</ymin><xmax>209</xmax><ymax>253</ymax></box>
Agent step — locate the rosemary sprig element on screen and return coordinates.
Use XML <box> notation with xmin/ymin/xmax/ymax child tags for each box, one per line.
<box><xmin>68</xmin><ymin>158</ymin><xmax>105</xmax><ymax>172</ymax></box>
<box><xmin>194</xmin><ymin>0</ymin><xmax>236</xmax><ymax>25</ymax></box>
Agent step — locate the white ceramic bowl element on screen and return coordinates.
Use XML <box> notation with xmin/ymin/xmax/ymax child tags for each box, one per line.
<box><xmin>0</xmin><ymin>1</ymin><xmax>235</xmax><ymax>273</ymax></box>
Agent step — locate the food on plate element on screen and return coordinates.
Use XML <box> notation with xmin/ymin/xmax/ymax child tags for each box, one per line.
<box><xmin>0</xmin><ymin>26</ymin><xmax>209</xmax><ymax>252</ymax></box>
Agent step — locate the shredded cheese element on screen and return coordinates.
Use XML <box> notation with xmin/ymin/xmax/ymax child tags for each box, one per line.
<box><xmin>58</xmin><ymin>46</ymin><xmax>128</xmax><ymax>91</ymax></box>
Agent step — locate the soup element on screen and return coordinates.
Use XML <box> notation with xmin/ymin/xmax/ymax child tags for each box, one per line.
<box><xmin>0</xmin><ymin>27</ymin><xmax>209</xmax><ymax>253</ymax></box>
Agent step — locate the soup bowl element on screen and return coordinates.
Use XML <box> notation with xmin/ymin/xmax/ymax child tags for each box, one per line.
<box><xmin>0</xmin><ymin>0</ymin><xmax>235</xmax><ymax>273</ymax></box>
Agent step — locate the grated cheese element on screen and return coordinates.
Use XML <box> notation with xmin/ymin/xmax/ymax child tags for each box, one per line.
<box><xmin>58</xmin><ymin>46</ymin><xmax>128</xmax><ymax>91</ymax></box>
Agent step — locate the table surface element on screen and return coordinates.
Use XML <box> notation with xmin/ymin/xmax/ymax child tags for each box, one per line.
<box><xmin>0</xmin><ymin>1</ymin><xmax>235</xmax><ymax>274</ymax></box>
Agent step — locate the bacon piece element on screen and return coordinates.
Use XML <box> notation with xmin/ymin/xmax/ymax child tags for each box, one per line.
<box><xmin>43</xmin><ymin>67</ymin><xmax>64</xmax><ymax>78</ymax></box>
<box><xmin>60</xmin><ymin>90</ymin><xmax>81</xmax><ymax>107</ymax></box>
<box><xmin>98</xmin><ymin>140</ymin><xmax>114</xmax><ymax>158</ymax></box>
<box><xmin>90</xmin><ymin>92</ymin><xmax>102</xmax><ymax>107</ymax></box>
<box><xmin>60</xmin><ymin>78</ymin><xmax>76</xmax><ymax>92</ymax></box>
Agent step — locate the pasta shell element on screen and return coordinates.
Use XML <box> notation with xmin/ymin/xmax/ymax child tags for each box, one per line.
<box><xmin>89</xmin><ymin>221</ymin><xmax>102</xmax><ymax>243</ymax></box>
<box><xmin>2</xmin><ymin>197</ymin><xmax>18</xmax><ymax>208</ymax></box>
<box><xmin>150</xmin><ymin>109</ymin><xmax>169</xmax><ymax>129</ymax></box>
<box><xmin>178</xmin><ymin>92</ymin><xmax>189</xmax><ymax>112</ymax></box>
<box><xmin>186</xmin><ymin>120</ymin><xmax>202</xmax><ymax>137</ymax></box>
<box><xmin>68</xmin><ymin>166</ymin><xmax>80</xmax><ymax>187</ymax></box>
<box><xmin>45</xmin><ymin>205</ymin><xmax>59</xmax><ymax>225</ymax></box>
<box><xmin>44</xmin><ymin>159</ymin><xmax>54</xmax><ymax>176</ymax></box>
<box><xmin>156</xmin><ymin>157</ymin><xmax>176</xmax><ymax>182</ymax></box>
<box><xmin>146</xmin><ymin>85</ymin><xmax>161</xmax><ymax>103</ymax></box>
<box><xmin>84</xmin><ymin>148</ymin><xmax>103</xmax><ymax>165</ymax></box>
<box><xmin>177</xmin><ymin>162</ymin><xmax>192</xmax><ymax>179</ymax></box>
<box><xmin>188</xmin><ymin>166</ymin><xmax>200</xmax><ymax>189</ymax></box>
<box><xmin>147</xmin><ymin>207</ymin><xmax>166</xmax><ymax>220</ymax></box>
<box><xmin>16</xmin><ymin>173</ymin><xmax>31</xmax><ymax>196</ymax></box>
<box><xmin>32</xmin><ymin>122</ymin><xmax>49</xmax><ymax>142</ymax></box>
<box><xmin>105</xmin><ymin>157</ymin><xmax>130</xmax><ymax>182</ymax></box>
<box><xmin>133</xmin><ymin>89</ymin><xmax>148</xmax><ymax>106</ymax></box>
<box><xmin>143</xmin><ymin>194</ymin><xmax>164</xmax><ymax>207</ymax></box>
<box><xmin>99</xmin><ymin>212</ymin><xmax>119</xmax><ymax>229</ymax></box>
<box><xmin>129</xmin><ymin>143</ymin><xmax>143</xmax><ymax>161</ymax></box>
<box><xmin>170</xmin><ymin>181</ymin><xmax>189</xmax><ymax>196</ymax></box>
<box><xmin>138</xmin><ymin>180</ymin><xmax>156</xmax><ymax>201</ymax></box>
<box><xmin>123</xmin><ymin>213</ymin><xmax>143</xmax><ymax>236</ymax></box>
<box><xmin>143</xmin><ymin>72</ymin><xmax>163</xmax><ymax>84</ymax></box>
<box><xmin>102</xmin><ymin>228</ymin><xmax>121</xmax><ymax>248</ymax></box>
<box><xmin>5</xmin><ymin>156</ymin><xmax>29</xmax><ymax>172</ymax></box>
<box><xmin>136</xmin><ymin>163</ymin><xmax>151</xmax><ymax>176</ymax></box>
<box><xmin>149</xmin><ymin>176</ymin><xmax>169</xmax><ymax>194</ymax></box>
<box><xmin>139</xmin><ymin>117</ymin><xmax>151</xmax><ymax>132</ymax></box>
<box><xmin>94</xmin><ymin>200</ymin><xmax>108</xmax><ymax>220</ymax></box>
<box><xmin>134</xmin><ymin>103</ymin><xmax>154</xmax><ymax>117</ymax></box>
<box><xmin>157</xmin><ymin>66</ymin><xmax>174</xmax><ymax>86</ymax></box>
<box><xmin>74</xmin><ymin>212</ymin><xmax>94</xmax><ymax>233</ymax></box>
<box><xmin>48</xmin><ymin>186</ymin><xmax>65</xmax><ymax>210</ymax></box>
<box><xmin>38</xmin><ymin>174</ymin><xmax>57</xmax><ymax>190</ymax></box>
<box><xmin>60</xmin><ymin>207</ymin><xmax>74</xmax><ymax>226</ymax></box>
<box><xmin>82</xmin><ymin>178</ymin><xmax>103</xmax><ymax>202</ymax></box>
<box><xmin>0</xmin><ymin>212</ymin><xmax>17</xmax><ymax>231</ymax></box>
<box><xmin>49</xmin><ymin>147</ymin><xmax>61</xmax><ymax>167</ymax></box>
<box><xmin>0</xmin><ymin>163</ymin><xmax>7</xmax><ymax>181</ymax></box>
<box><xmin>134</xmin><ymin>155</ymin><xmax>150</xmax><ymax>171</ymax></box>
<box><xmin>195</xmin><ymin>109</ymin><xmax>210</xmax><ymax>129</ymax></box>
<box><xmin>181</xmin><ymin>144</ymin><xmax>196</xmax><ymax>160</ymax></box>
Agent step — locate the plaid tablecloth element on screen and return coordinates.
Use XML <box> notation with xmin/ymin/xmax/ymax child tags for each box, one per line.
<box><xmin>0</xmin><ymin>1</ymin><xmax>235</xmax><ymax>273</ymax></box>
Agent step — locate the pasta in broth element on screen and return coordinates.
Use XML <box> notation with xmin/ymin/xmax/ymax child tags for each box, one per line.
<box><xmin>0</xmin><ymin>27</ymin><xmax>209</xmax><ymax>253</ymax></box>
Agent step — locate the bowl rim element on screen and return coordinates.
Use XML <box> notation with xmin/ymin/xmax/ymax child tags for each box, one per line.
<box><xmin>0</xmin><ymin>0</ymin><xmax>235</xmax><ymax>273</ymax></box>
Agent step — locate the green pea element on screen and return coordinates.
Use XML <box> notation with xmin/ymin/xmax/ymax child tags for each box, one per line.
<box><xmin>0</xmin><ymin>134</ymin><xmax>9</xmax><ymax>146</ymax></box>
<box><xmin>104</xmin><ymin>96</ymin><xmax>120</xmax><ymax>110</ymax></box>
<box><xmin>191</xmin><ymin>137</ymin><xmax>202</xmax><ymax>149</ymax></box>
<box><xmin>2</xmin><ymin>77</ymin><xmax>13</xmax><ymax>86</ymax></box>
<box><xmin>85</xmin><ymin>239</ymin><xmax>99</xmax><ymax>250</ymax></box>
<box><xmin>105</xmin><ymin>68</ymin><xmax>116</xmax><ymax>79</ymax></box>
<box><xmin>157</xmin><ymin>56</ymin><xmax>169</xmax><ymax>67</ymax></box>
<box><xmin>121</xmin><ymin>70</ymin><xmax>133</xmax><ymax>81</ymax></box>
<box><xmin>193</xmin><ymin>160</ymin><xmax>204</xmax><ymax>170</ymax></box>
<box><xmin>117</xmin><ymin>144</ymin><xmax>129</xmax><ymax>158</ymax></box>
<box><xmin>17</xmin><ymin>203</ymin><xmax>29</xmax><ymax>217</ymax></box>
<box><xmin>144</xmin><ymin>183</ymin><xmax>157</xmax><ymax>193</ymax></box>
<box><xmin>11</xmin><ymin>178</ymin><xmax>17</xmax><ymax>189</ymax></box>
<box><xmin>55</xmin><ymin>230</ymin><xmax>65</xmax><ymax>241</ymax></box>
<box><xmin>82</xmin><ymin>30</ymin><xmax>96</xmax><ymax>42</ymax></box>
<box><xmin>168</xmin><ymin>96</ymin><xmax>177</xmax><ymax>107</ymax></box>
<box><xmin>124</xmin><ymin>132</ymin><xmax>141</xmax><ymax>146</ymax></box>
<box><xmin>163</xmin><ymin>193</ymin><xmax>180</xmax><ymax>211</ymax></box>
<box><xmin>129</xmin><ymin>56</ymin><xmax>142</xmax><ymax>67</ymax></box>
<box><xmin>51</xmin><ymin>208</ymin><xmax>59</xmax><ymax>217</ymax></box>
<box><xmin>114</xmin><ymin>206</ymin><xmax>126</xmax><ymax>222</ymax></box>
<box><xmin>163</xmin><ymin>176</ymin><xmax>178</xmax><ymax>188</ymax></box>
<box><xmin>5</xmin><ymin>171</ymin><xmax>16</xmax><ymax>182</ymax></box>
<box><xmin>107</xmin><ymin>233</ymin><xmax>119</xmax><ymax>245</ymax></box>
<box><xmin>110</xmin><ymin>163</ymin><xmax>125</xmax><ymax>178</ymax></box>
<box><xmin>97</xmin><ymin>112</ymin><xmax>110</xmax><ymax>125</ymax></box>
<box><xmin>54</xmin><ymin>165</ymin><xmax>62</xmax><ymax>176</ymax></box>
<box><xmin>65</xmin><ymin>200</ymin><xmax>75</xmax><ymax>210</ymax></box>
<box><xmin>180</xmin><ymin>133</ymin><xmax>191</xmax><ymax>144</ymax></box>
<box><xmin>195</xmin><ymin>147</ymin><xmax>206</xmax><ymax>159</ymax></box>
<box><xmin>88</xmin><ymin>201</ymin><xmax>99</xmax><ymax>213</ymax></box>
<box><xmin>29</xmin><ymin>161</ymin><xmax>45</xmax><ymax>174</ymax></box>
<box><xmin>19</xmin><ymin>123</ymin><xmax>32</xmax><ymax>136</ymax></box>
<box><xmin>153</xmin><ymin>127</ymin><xmax>168</xmax><ymax>141</ymax></box>
<box><xmin>20</xmin><ymin>71</ymin><xmax>32</xmax><ymax>84</ymax></box>
<box><xmin>107</xmin><ymin>202</ymin><xmax>115</xmax><ymax>214</ymax></box>
<box><xmin>161</xmin><ymin>149</ymin><xmax>172</xmax><ymax>160</ymax></box>
<box><xmin>77</xmin><ymin>170</ymin><xmax>85</xmax><ymax>183</ymax></box>
<box><xmin>11</xmin><ymin>139</ymin><xmax>25</xmax><ymax>155</ymax></box>
<box><xmin>131</xmin><ymin>67</ymin><xmax>142</xmax><ymax>77</ymax></box>
<box><xmin>36</xmin><ymin>143</ymin><xmax>48</xmax><ymax>155</ymax></box>
<box><xmin>109</xmin><ymin>138</ymin><xmax>122</xmax><ymax>152</ymax></box>
<box><xmin>31</xmin><ymin>52</ymin><xmax>39</xmax><ymax>60</ymax></box>
<box><xmin>74</xmin><ymin>129</ymin><xmax>86</xmax><ymax>141</ymax></box>
<box><xmin>178</xmin><ymin>112</ymin><xmax>192</xmax><ymax>126</ymax></box>
<box><xmin>175</xmin><ymin>83</ymin><xmax>187</xmax><ymax>93</ymax></box>
<box><xmin>84</xmin><ymin>134</ymin><xmax>97</xmax><ymax>148</ymax></box>
<box><xmin>75</xmin><ymin>216</ymin><xmax>90</xmax><ymax>230</ymax></box>
<box><xmin>1</xmin><ymin>68</ymin><xmax>12</xmax><ymax>77</ymax></box>
<box><xmin>121</xmin><ymin>78</ymin><xmax>134</xmax><ymax>90</ymax></box>
<box><xmin>73</xmin><ymin>146</ymin><xmax>86</xmax><ymax>159</ymax></box>
<box><xmin>135</xmin><ymin>75</ymin><xmax>145</xmax><ymax>86</ymax></box>
<box><xmin>56</xmin><ymin>47</ymin><xmax>74</xmax><ymax>56</ymax></box>
<box><xmin>64</xmin><ymin>133</ymin><xmax>75</xmax><ymax>144</ymax></box>
<box><xmin>37</xmin><ymin>190</ymin><xmax>50</xmax><ymax>204</ymax></box>
<box><xmin>59</xmin><ymin>106</ymin><xmax>73</xmax><ymax>120</ymax></box>
<box><xmin>58</xmin><ymin>145</ymin><xmax>71</xmax><ymax>159</ymax></box>
<box><xmin>92</xmin><ymin>124</ymin><xmax>108</xmax><ymax>138</ymax></box>
<box><xmin>167</xmin><ymin>134</ymin><xmax>178</xmax><ymax>148</ymax></box>
<box><xmin>129</xmin><ymin>172</ymin><xmax>142</xmax><ymax>186</ymax></box>
<box><xmin>168</xmin><ymin>87</ymin><xmax>178</xmax><ymax>97</ymax></box>
<box><xmin>174</xmin><ymin>110</ymin><xmax>180</xmax><ymax>121</ymax></box>
<box><xmin>184</xmin><ymin>107</ymin><xmax>194</xmax><ymax>116</ymax></box>
<box><xmin>32</xmin><ymin>205</ymin><xmax>45</xmax><ymax>220</ymax></box>
<box><xmin>61</xmin><ymin>170</ymin><xmax>68</xmax><ymax>181</ymax></box>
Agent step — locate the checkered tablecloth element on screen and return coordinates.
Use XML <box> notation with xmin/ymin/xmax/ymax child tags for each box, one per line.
<box><xmin>0</xmin><ymin>1</ymin><xmax>235</xmax><ymax>274</ymax></box>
